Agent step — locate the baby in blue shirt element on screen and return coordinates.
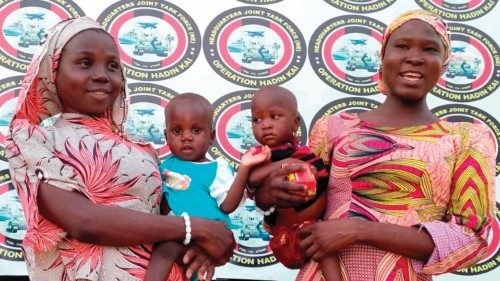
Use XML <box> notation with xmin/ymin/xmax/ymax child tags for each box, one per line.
<box><xmin>145</xmin><ymin>93</ymin><xmax>269</xmax><ymax>281</ymax></box>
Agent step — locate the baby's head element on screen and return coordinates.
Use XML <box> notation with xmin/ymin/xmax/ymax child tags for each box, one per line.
<box><xmin>251</xmin><ymin>85</ymin><xmax>300</xmax><ymax>148</ymax></box>
<box><xmin>164</xmin><ymin>93</ymin><xmax>215</xmax><ymax>162</ymax></box>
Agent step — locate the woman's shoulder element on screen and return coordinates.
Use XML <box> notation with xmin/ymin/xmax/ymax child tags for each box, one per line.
<box><xmin>442</xmin><ymin>120</ymin><xmax>495</xmax><ymax>150</ymax></box>
<box><xmin>312</xmin><ymin>112</ymin><xmax>360</xmax><ymax>135</ymax></box>
<box><xmin>442</xmin><ymin>120</ymin><xmax>491</xmax><ymax>137</ymax></box>
<box><xmin>319</xmin><ymin>111</ymin><xmax>358</xmax><ymax>122</ymax></box>
<box><xmin>9</xmin><ymin>118</ymin><xmax>58</xmax><ymax>143</ymax></box>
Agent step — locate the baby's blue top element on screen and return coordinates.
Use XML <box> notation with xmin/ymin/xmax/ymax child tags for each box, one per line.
<box><xmin>159</xmin><ymin>155</ymin><xmax>234</xmax><ymax>225</ymax></box>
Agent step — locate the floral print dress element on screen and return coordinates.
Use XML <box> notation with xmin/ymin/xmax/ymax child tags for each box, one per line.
<box><xmin>6</xmin><ymin>17</ymin><xmax>185</xmax><ymax>281</ymax></box>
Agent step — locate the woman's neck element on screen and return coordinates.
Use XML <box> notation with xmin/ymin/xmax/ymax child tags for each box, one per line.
<box><xmin>359</xmin><ymin>96</ymin><xmax>438</xmax><ymax>128</ymax></box>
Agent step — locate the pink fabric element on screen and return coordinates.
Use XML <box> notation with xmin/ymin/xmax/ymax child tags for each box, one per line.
<box><xmin>300</xmin><ymin>112</ymin><xmax>496</xmax><ymax>281</ymax></box>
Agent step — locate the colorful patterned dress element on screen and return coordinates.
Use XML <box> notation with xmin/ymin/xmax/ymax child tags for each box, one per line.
<box><xmin>7</xmin><ymin>114</ymin><xmax>185</xmax><ymax>280</ymax></box>
<box><xmin>299</xmin><ymin>112</ymin><xmax>496</xmax><ymax>281</ymax></box>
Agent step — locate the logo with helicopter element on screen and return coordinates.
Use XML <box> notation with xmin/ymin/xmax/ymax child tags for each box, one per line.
<box><xmin>126</xmin><ymin>83</ymin><xmax>179</xmax><ymax>159</ymax></box>
<box><xmin>431</xmin><ymin>23</ymin><xmax>499</xmax><ymax>102</ymax></box>
<box><xmin>97</xmin><ymin>1</ymin><xmax>201</xmax><ymax>81</ymax></box>
<box><xmin>204</xmin><ymin>7</ymin><xmax>306</xmax><ymax>88</ymax></box>
<box><xmin>0</xmin><ymin>0</ymin><xmax>84</xmax><ymax>72</ymax></box>
<box><xmin>309</xmin><ymin>15</ymin><xmax>386</xmax><ymax>96</ymax></box>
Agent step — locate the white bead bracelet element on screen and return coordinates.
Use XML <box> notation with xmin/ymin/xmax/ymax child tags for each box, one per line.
<box><xmin>255</xmin><ymin>205</ymin><xmax>276</xmax><ymax>216</ymax></box>
<box><xmin>181</xmin><ymin>212</ymin><xmax>191</xmax><ymax>245</ymax></box>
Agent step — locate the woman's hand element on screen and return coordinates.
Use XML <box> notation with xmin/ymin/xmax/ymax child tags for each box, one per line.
<box><xmin>298</xmin><ymin>219</ymin><xmax>360</xmax><ymax>261</ymax></box>
<box><xmin>254</xmin><ymin>162</ymin><xmax>312</xmax><ymax>209</ymax></box>
<box><xmin>191</xmin><ymin>218</ymin><xmax>235</xmax><ymax>265</ymax></box>
<box><xmin>183</xmin><ymin>244</ymin><xmax>215</xmax><ymax>280</ymax></box>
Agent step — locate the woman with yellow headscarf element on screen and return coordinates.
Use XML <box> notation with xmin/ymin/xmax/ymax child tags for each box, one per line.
<box><xmin>254</xmin><ymin>9</ymin><xmax>495</xmax><ymax>281</ymax></box>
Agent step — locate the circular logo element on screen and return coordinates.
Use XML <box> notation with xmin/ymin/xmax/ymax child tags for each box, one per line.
<box><xmin>0</xmin><ymin>169</ymin><xmax>25</xmax><ymax>262</ymax></box>
<box><xmin>0</xmin><ymin>0</ymin><xmax>84</xmax><ymax>72</ymax></box>
<box><xmin>431</xmin><ymin>23</ymin><xmax>500</xmax><ymax>102</ymax></box>
<box><xmin>415</xmin><ymin>0</ymin><xmax>498</xmax><ymax>21</ymax></box>
<box><xmin>98</xmin><ymin>1</ymin><xmax>201</xmax><ymax>81</ymax></box>
<box><xmin>309</xmin><ymin>97</ymin><xmax>380</xmax><ymax>129</ymax></box>
<box><xmin>323</xmin><ymin>0</ymin><xmax>396</xmax><ymax>13</ymax></box>
<box><xmin>227</xmin><ymin>199</ymin><xmax>276</xmax><ymax>267</ymax></box>
<box><xmin>237</xmin><ymin>0</ymin><xmax>284</xmax><ymax>4</ymax></box>
<box><xmin>454</xmin><ymin>202</ymin><xmax>500</xmax><ymax>275</ymax></box>
<box><xmin>209</xmin><ymin>90</ymin><xmax>308</xmax><ymax>169</ymax></box>
<box><xmin>204</xmin><ymin>7</ymin><xmax>306</xmax><ymax>88</ymax></box>
<box><xmin>126</xmin><ymin>83</ymin><xmax>178</xmax><ymax>159</ymax></box>
<box><xmin>309</xmin><ymin>15</ymin><xmax>386</xmax><ymax>96</ymax></box>
<box><xmin>432</xmin><ymin>104</ymin><xmax>500</xmax><ymax>176</ymax></box>
<box><xmin>0</xmin><ymin>76</ymin><xmax>23</xmax><ymax>162</ymax></box>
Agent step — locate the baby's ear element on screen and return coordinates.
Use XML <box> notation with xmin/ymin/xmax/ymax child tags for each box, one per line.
<box><xmin>163</xmin><ymin>128</ymin><xmax>168</xmax><ymax>143</ymax></box>
<box><xmin>293</xmin><ymin>114</ymin><xmax>301</xmax><ymax>131</ymax></box>
<box><xmin>210</xmin><ymin>128</ymin><xmax>216</xmax><ymax>145</ymax></box>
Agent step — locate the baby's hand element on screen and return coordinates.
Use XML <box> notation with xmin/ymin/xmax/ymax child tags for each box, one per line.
<box><xmin>241</xmin><ymin>146</ymin><xmax>271</xmax><ymax>168</ymax></box>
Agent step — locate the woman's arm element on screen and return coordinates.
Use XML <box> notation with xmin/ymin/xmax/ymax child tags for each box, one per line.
<box><xmin>38</xmin><ymin>182</ymin><xmax>235</xmax><ymax>264</ymax></box>
<box><xmin>413</xmin><ymin>123</ymin><xmax>496</xmax><ymax>274</ymax></box>
<box><xmin>299</xmin><ymin>218</ymin><xmax>435</xmax><ymax>262</ymax></box>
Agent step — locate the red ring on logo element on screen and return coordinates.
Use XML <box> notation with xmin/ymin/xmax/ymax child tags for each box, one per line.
<box><xmin>109</xmin><ymin>9</ymin><xmax>187</xmax><ymax>68</ymax></box>
<box><xmin>218</xmin><ymin>19</ymin><xmax>293</xmax><ymax>76</ymax></box>
<box><xmin>437</xmin><ymin>37</ymin><xmax>492</xmax><ymax>89</ymax></box>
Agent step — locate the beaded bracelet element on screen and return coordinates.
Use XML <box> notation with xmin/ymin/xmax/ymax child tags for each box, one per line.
<box><xmin>180</xmin><ymin>212</ymin><xmax>191</xmax><ymax>245</ymax></box>
<box><xmin>255</xmin><ymin>205</ymin><xmax>276</xmax><ymax>216</ymax></box>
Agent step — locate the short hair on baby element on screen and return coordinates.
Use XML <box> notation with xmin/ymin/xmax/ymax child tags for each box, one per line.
<box><xmin>164</xmin><ymin>92</ymin><xmax>213</xmax><ymax>126</ymax></box>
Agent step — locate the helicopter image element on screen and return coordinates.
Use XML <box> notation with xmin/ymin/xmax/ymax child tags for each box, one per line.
<box><xmin>134</xmin><ymin>108</ymin><xmax>156</xmax><ymax>116</ymax></box>
<box><xmin>451</xmin><ymin>47</ymin><xmax>466</xmax><ymax>53</ymax></box>
<box><xmin>24</xmin><ymin>13</ymin><xmax>45</xmax><ymax>20</ymax></box>
<box><xmin>138</xmin><ymin>22</ymin><xmax>158</xmax><ymax>29</ymax></box>
<box><xmin>349</xmin><ymin>39</ymin><xmax>367</xmax><ymax>46</ymax></box>
<box><xmin>245</xmin><ymin>31</ymin><xmax>265</xmax><ymax>37</ymax></box>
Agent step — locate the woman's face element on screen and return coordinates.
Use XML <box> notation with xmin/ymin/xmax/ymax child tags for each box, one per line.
<box><xmin>381</xmin><ymin>20</ymin><xmax>445</xmax><ymax>101</ymax></box>
<box><xmin>56</xmin><ymin>30</ymin><xmax>122</xmax><ymax>115</ymax></box>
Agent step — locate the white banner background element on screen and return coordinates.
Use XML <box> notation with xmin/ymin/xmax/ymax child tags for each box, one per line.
<box><xmin>0</xmin><ymin>0</ymin><xmax>498</xmax><ymax>280</ymax></box>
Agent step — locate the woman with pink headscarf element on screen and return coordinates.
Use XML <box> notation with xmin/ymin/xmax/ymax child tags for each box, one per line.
<box><xmin>6</xmin><ymin>17</ymin><xmax>234</xmax><ymax>281</ymax></box>
<box><xmin>254</xmin><ymin>10</ymin><xmax>496</xmax><ymax>280</ymax></box>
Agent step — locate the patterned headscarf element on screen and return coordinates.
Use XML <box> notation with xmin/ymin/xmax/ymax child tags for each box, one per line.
<box><xmin>11</xmin><ymin>16</ymin><xmax>128</xmax><ymax>132</ymax></box>
<box><xmin>378</xmin><ymin>9</ymin><xmax>451</xmax><ymax>94</ymax></box>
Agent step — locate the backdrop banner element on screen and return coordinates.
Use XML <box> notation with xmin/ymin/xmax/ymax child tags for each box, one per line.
<box><xmin>0</xmin><ymin>0</ymin><xmax>498</xmax><ymax>280</ymax></box>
